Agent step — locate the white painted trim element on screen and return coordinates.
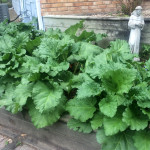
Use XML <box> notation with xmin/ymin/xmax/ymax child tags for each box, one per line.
<box><xmin>35</xmin><ymin>0</ymin><xmax>44</xmax><ymax>30</ymax></box>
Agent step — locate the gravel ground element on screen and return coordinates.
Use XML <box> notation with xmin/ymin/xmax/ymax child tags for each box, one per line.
<box><xmin>0</xmin><ymin>134</ymin><xmax>37</xmax><ymax>150</ymax></box>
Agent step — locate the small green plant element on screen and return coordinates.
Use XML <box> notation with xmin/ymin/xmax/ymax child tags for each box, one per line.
<box><xmin>118</xmin><ymin>0</ymin><xmax>143</xmax><ymax>15</ymax></box>
<box><xmin>5</xmin><ymin>141</ymin><xmax>9</xmax><ymax>145</ymax></box>
<box><xmin>140</xmin><ymin>44</ymin><xmax>150</xmax><ymax>62</ymax></box>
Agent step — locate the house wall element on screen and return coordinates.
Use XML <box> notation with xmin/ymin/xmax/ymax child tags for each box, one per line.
<box><xmin>40</xmin><ymin>0</ymin><xmax>120</xmax><ymax>16</ymax></box>
<box><xmin>12</xmin><ymin>0</ymin><xmax>37</xmax><ymax>21</ymax></box>
<box><xmin>12</xmin><ymin>0</ymin><xmax>20</xmax><ymax>15</ymax></box>
<box><xmin>40</xmin><ymin>0</ymin><xmax>149</xmax><ymax>16</ymax></box>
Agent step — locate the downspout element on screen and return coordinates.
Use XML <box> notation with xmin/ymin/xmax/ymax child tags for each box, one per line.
<box><xmin>35</xmin><ymin>0</ymin><xmax>44</xmax><ymax>30</ymax></box>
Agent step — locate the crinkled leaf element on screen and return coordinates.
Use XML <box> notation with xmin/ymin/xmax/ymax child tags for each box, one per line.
<box><xmin>133</xmin><ymin>130</ymin><xmax>150</xmax><ymax>150</ymax></box>
<box><xmin>85</xmin><ymin>53</ymin><xmax>108</xmax><ymax>78</ymax></box>
<box><xmin>90</xmin><ymin>112</ymin><xmax>103</xmax><ymax>130</ymax></box>
<box><xmin>102</xmin><ymin>64</ymin><xmax>136</xmax><ymax>94</ymax></box>
<box><xmin>0</xmin><ymin>84</ymin><xmax>5</xmax><ymax>97</ymax></box>
<box><xmin>65</xmin><ymin>20</ymin><xmax>84</xmax><ymax>37</ymax></box>
<box><xmin>78</xmin><ymin>42</ymin><xmax>102</xmax><ymax>60</ymax></box>
<box><xmin>33</xmin><ymin>81</ymin><xmax>63</xmax><ymax>113</ymax></box>
<box><xmin>25</xmin><ymin>36</ymin><xmax>42</xmax><ymax>54</ymax></box>
<box><xmin>0</xmin><ymin>84</ymin><xmax>21</xmax><ymax>114</ymax></box>
<box><xmin>14</xmin><ymin>83</ymin><xmax>33</xmax><ymax>106</ymax></box>
<box><xmin>103</xmin><ymin>108</ymin><xmax>128</xmax><ymax>136</ymax></box>
<box><xmin>99</xmin><ymin>96</ymin><xmax>118</xmax><ymax>118</ymax></box>
<box><xmin>70</xmin><ymin>73</ymin><xmax>92</xmax><ymax>89</ymax></box>
<box><xmin>67</xmin><ymin>118</ymin><xmax>92</xmax><ymax>133</ymax></box>
<box><xmin>107</xmin><ymin>39</ymin><xmax>133</xmax><ymax>62</ymax></box>
<box><xmin>122</xmin><ymin>107</ymin><xmax>148</xmax><ymax>131</ymax></box>
<box><xmin>48</xmin><ymin>61</ymin><xmax>69</xmax><ymax>77</ymax></box>
<box><xmin>141</xmin><ymin>108</ymin><xmax>150</xmax><ymax>119</ymax></box>
<box><xmin>76</xmin><ymin>30</ymin><xmax>96</xmax><ymax>42</ymax></box>
<box><xmin>66</xmin><ymin>97</ymin><xmax>97</xmax><ymax>122</ymax></box>
<box><xmin>145</xmin><ymin>59</ymin><xmax>150</xmax><ymax>77</ymax></box>
<box><xmin>22</xmin><ymin>56</ymin><xmax>41</xmax><ymax>73</ymax></box>
<box><xmin>96</xmin><ymin>129</ymin><xmax>136</xmax><ymax>150</ymax></box>
<box><xmin>29</xmin><ymin>103</ymin><xmax>64</xmax><ymax>128</ymax></box>
<box><xmin>131</xmin><ymin>82</ymin><xmax>150</xmax><ymax>102</ymax></box>
<box><xmin>77</xmin><ymin>80</ymin><xmax>102</xmax><ymax>99</ymax></box>
<box><xmin>137</xmin><ymin>100</ymin><xmax>150</xmax><ymax>108</ymax></box>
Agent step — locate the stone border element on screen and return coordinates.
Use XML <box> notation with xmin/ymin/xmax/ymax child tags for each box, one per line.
<box><xmin>0</xmin><ymin>109</ymin><xmax>100</xmax><ymax>150</ymax></box>
<box><xmin>44</xmin><ymin>15</ymin><xmax>150</xmax><ymax>21</ymax></box>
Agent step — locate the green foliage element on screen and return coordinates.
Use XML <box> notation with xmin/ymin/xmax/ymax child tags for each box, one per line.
<box><xmin>133</xmin><ymin>130</ymin><xmax>150</xmax><ymax>150</ymax></box>
<box><xmin>90</xmin><ymin>112</ymin><xmax>103</xmax><ymax>130</ymax></box>
<box><xmin>1</xmin><ymin>21</ymin><xmax>150</xmax><ymax>150</ymax></box>
<box><xmin>32</xmin><ymin>81</ymin><xmax>63</xmax><ymax>113</ymax></box>
<box><xmin>118</xmin><ymin>0</ymin><xmax>143</xmax><ymax>16</ymax></box>
<box><xmin>67</xmin><ymin>118</ymin><xmax>92</xmax><ymax>133</ymax></box>
<box><xmin>66</xmin><ymin>97</ymin><xmax>97</xmax><ymax>122</ymax></box>
<box><xmin>103</xmin><ymin>108</ymin><xmax>128</xmax><ymax>136</ymax></box>
<box><xmin>140</xmin><ymin>44</ymin><xmax>150</xmax><ymax>62</ymax></box>
<box><xmin>96</xmin><ymin>129</ymin><xmax>137</xmax><ymax>150</ymax></box>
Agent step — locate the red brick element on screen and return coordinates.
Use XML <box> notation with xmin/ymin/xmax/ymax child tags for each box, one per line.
<box><xmin>88</xmin><ymin>5</ymin><xmax>98</xmax><ymax>10</ymax></box>
<box><xmin>63</xmin><ymin>3</ymin><xmax>74</xmax><ymax>7</ymax></box>
<box><xmin>98</xmin><ymin>5</ymin><xmax>107</xmax><ymax>9</ymax></box>
<box><xmin>80</xmin><ymin>6</ymin><xmax>89</xmax><ymax>9</ymax></box>
<box><xmin>58</xmin><ymin>7</ymin><xmax>68</xmax><ymax>11</ymax></box>
<box><xmin>103</xmin><ymin>1</ymin><xmax>111</xmax><ymax>5</ymax></box>
<box><xmin>40</xmin><ymin>0</ymin><xmax>121</xmax><ymax>16</ymax></box>
<box><xmin>93</xmin><ymin>1</ymin><xmax>103</xmax><ymax>5</ymax></box>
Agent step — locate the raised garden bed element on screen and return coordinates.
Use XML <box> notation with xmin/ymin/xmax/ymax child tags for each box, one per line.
<box><xmin>1</xmin><ymin>20</ymin><xmax>150</xmax><ymax>150</ymax></box>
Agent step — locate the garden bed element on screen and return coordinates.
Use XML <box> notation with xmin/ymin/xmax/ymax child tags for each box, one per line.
<box><xmin>1</xmin><ymin>20</ymin><xmax>150</xmax><ymax>150</ymax></box>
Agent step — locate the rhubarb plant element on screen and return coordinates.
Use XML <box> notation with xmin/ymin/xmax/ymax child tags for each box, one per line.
<box><xmin>0</xmin><ymin>21</ymin><xmax>150</xmax><ymax>150</ymax></box>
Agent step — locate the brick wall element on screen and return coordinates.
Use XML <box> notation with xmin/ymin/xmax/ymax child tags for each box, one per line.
<box><xmin>40</xmin><ymin>0</ymin><xmax>149</xmax><ymax>16</ymax></box>
<box><xmin>40</xmin><ymin>0</ymin><xmax>120</xmax><ymax>16</ymax></box>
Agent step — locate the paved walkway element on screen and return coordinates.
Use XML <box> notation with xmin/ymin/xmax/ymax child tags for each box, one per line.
<box><xmin>0</xmin><ymin>133</ymin><xmax>37</xmax><ymax>150</ymax></box>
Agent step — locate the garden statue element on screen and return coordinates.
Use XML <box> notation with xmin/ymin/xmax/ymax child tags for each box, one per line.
<box><xmin>128</xmin><ymin>6</ymin><xmax>145</xmax><ymax>61</ymax></box>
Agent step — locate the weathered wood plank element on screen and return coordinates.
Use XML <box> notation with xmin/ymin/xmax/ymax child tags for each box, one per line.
<box><xmin>0</xmin><ymin>109</ymin><xmax>100</xmax><ymax>150</ymax></box>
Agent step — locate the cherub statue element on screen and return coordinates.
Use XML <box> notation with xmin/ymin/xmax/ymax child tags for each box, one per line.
<box><xmin>128</xmin><ymin>6</ymin><xmax>145</xmax><ymax>61</ymax></box>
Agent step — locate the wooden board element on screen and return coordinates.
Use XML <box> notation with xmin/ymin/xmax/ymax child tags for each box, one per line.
<box><xmin>0</xmin><ymin>109</ymin><xmax>100</xmax><ymax>150</ymax></box>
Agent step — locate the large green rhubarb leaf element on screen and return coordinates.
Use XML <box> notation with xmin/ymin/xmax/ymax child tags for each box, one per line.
<box><xmin>103</xmin><ymin>109</ymin><xmax>128</xmax><ymax>136</ymax></box>
<box><xmin>122</xmin><ymin>107</ymin><xmax>148</xmax><ymax>131</ymax></box>
<box><xmin>106</xmin><ymin>39</ymin><xmax>133</xmax><ymax>62</ymax></box>
<box><xmin>133</xmin><ymin>130</ymin><xmax>150</xmax><ymax>150</ymax></box>
<box><xmin>101</xmin><ymin>64</ymin><xmax>136</xmax><ymax>94</ymax></box>
<box><xmin>33</xmin><ymin>81</ymin><xmax>63</xmax><ymax>113</ymax></box>
<box><xmin>14</xmin><ymin>83</ymin><xmax>33</xmax><ymax>106</ymax></box>
<box><xmin>29</xmin><ymin>103</ymin><xmax>64</xmax><ymax>128</ymax></box>
<box><xmin>96</xmin><ymin>129</ymin><xmax>136</xmax><ymax>150</ymax></box>
<box><xmin>99</xmin><ymin>96</ymin><xmax>118</xmax><ymax>118</ymax></box>
<box><xmin>67</xmin><ymin>118</ymin><xmax>92</xmax><ymax>133</ymax></box>
<box><xmin>77</xmin><ymin>80</ymin><xmax>102</xmax><ymax>99</ymax></box>
<box><xmin>0</xmin><ymin>84</ymin><xmax>21</xmax><ymax>114</ymax></box>
<box><xmin>90</xmin><ymin>112</ymin><xmax>103</xmax><ymax>130</ymax></box>
<box><xmin>65</xmin><ymin>20</ymin><xmax>84</xmax><ymax>37</ymax></box>
<box><xmin>66</xmin><ymin>97</ymin><xmax>97</xmax><ymax>122</ymax></box>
